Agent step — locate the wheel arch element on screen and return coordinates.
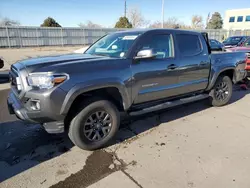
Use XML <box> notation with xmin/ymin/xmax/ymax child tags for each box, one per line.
<box><xmin>207</xmin><ymin>67</ymin><xmax>235</xmax><ymax>91</ymax></box>
<box><xmin>60</xmin><ymin>82</ymin><xmax>131</xmax><ymax>114</ymax></box>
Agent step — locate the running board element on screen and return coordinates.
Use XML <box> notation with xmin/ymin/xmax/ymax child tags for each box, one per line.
<box><xmin>129</xmin><ymin>94</ymin><xmax>209</xmax><ymax>116</ymax></box>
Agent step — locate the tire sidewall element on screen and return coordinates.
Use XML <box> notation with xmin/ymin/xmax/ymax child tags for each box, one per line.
<box><xmin>69</xmin><ymin>100</ymin><xmax>120</xmax><ymax>150</ymax></box>
<box><xmin>210</xmin><ymin>75</ymin><xmax>232</xmax><ymax>106</ymax></box>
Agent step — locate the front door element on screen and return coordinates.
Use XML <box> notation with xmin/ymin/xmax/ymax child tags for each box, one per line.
<box><xmin>131</xmin><ymin>33</ymin><xmax>180</xmax><ymax>104</ymax></box>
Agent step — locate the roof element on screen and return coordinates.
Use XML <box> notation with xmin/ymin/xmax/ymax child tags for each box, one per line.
<box><xmin>228</xmin><ymin>36</ymin><xmax>248</xmax><ymax>38</ymax></box>
<box><xmin>113</xmin><ymin>28</ymin><xmax>201</xmax><ymax>35</ymax></box>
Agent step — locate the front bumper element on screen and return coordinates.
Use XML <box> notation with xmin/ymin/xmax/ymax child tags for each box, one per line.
<box><xmin>8</xmin><ymin>92</ymin><xmax>33</xmax><ymax>121</ymax></box>
<box><xmin>7</xmin><ymin>91</ymin><xmax>65</xmax><ymax>134</ymax></box>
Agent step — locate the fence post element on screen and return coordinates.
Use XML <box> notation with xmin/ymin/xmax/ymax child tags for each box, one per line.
<box><xmin>18</xmin><ymin>27</ymin><xmax>22</xmax><ymax>48</ymax></box>
<box><xmin>82</xmin><ymin>28</ymin><xmax>84</xmax><ymax>45</ymax></box>
<box><xmin>83</xmin><ymin>28</ymin><xmax>86</xmax><ymax>46</ymax></box>
<box><xmin>5</xmin><ymin>26</ymin><xmax>10</xmax><ymax>48</ymax></box>
<box><xmin>36</xmin><ymin>28</ymin><xmax>39</xmax><ymax>47</ymax></box>
<box><xmin>61</xmin><ymin>28</ymin><xmax>64</xmax><ymax>47</ymax></box>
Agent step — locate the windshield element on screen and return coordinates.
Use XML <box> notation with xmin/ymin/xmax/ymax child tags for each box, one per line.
<box><xmin>223</xmin><ymin>37</ymin><xmax>243</xmax><ymax>45</ymax></box>
<box><xmin>85</xmin><ymin>32</ymin><xmax>142</xmax><ymax>58</ymax></box>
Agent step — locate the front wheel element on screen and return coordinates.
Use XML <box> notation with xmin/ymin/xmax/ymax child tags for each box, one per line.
<box><xmin>209</xmin><ymin>75</ymin><xmax>233</xmax><ymax>107</ymax></box>
<box><xmin>68</xmin><ymin>99</ymin><xmax>120</xmax><ymax>150</ymax></box>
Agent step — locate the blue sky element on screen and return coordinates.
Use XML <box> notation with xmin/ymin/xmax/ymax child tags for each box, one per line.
<box><xmin>0</xmin><ymin>0</ymin><xmax>249</xmax><ymax>27</ymax></box>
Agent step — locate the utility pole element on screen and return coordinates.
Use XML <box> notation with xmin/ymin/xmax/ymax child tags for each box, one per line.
<box><xmin>124</xmin><ymin>0</ymin><xmax>127</xmax><ymax>18</ymax></box>
<box><xmin>162</xmin><ymin>0</ymin><xmax>164</xmax><ymax>28</ymax></box>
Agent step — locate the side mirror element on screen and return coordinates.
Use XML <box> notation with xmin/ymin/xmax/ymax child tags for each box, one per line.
<box><xmin>134</xmin><ymin>49</ymin><xmax>156</xmax><ymax>59</ymax></box>
<box><xmin>0</xmin><ymin>58</ymin><xmax>4</xmax><ymax>69</ymax></box>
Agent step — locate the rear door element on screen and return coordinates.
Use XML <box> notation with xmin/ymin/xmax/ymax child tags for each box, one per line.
<box><xmin>174</xmin><ymin>33</ymin><xmax>210</xmax><ymax>95</ymax></box>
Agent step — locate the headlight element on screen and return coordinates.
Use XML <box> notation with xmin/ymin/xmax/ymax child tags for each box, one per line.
<box><xmin>27</xmin><ymin>73</ymin><xmax>67</xmax><ymax>89</ymax></box>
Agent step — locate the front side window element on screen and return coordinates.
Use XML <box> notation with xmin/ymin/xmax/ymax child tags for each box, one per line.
<box><xmin>243</xmin><ymin>38</ymin><xmax>250</xmax><ymax>47</ymax></box>
<box><xmin>176</xmin><ymin>34</ymin><xmax>202</xmax><ymax>56</ymax></box>
<box><xmin>139</xmin><ymin>34</ymin><xmax>174</xmax><ymax>59</ymax></box>
<box><xmin>246</xmin><ymin>16</ymin><xmax>250</xmax><ymax>22</ymax></box>
<box><xmin>229</xmin><ymin>17</ymin><xmax>235</xmax><ymax>22</ymax></box>
<box><xmin>237</xmin><ymin>16</ymin><xmax>243</xmax><ymax>22</ymax></box>
<box><xmin>209</xmin><ymin>40</ymin><xmax>218</xmax><ymax>47</ymax></box>
<box><xmin>85</xmin><ymin>32</ymin><xmax>142</xmax><ymax>58</ymax></box>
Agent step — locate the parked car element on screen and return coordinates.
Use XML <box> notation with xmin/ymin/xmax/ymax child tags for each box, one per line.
<box><xmin>226</xmin><ymin>37</ymin><xmax>250</xmax><ymax>76</ymax></box>
<box><xmin>0</xmin><ymin>58</ymin><xmax>4</xmax><ymax>69</ymax></box>
<box><xmin>0</xmin><ymin>58</ymin><xmax>9</xmax><ymax>84</ymax></box>
<box><xmin>7</xmin><ymin>29</ymin><xmax>247</xmax><ymax>150</ymax></box>
<box><xmin>222</xmin><ymin>36</ymin><xmax>248</xmax><ymax>48</ymax></box>
<box><xmin>209</xmin><ymin>39</ymin><xmax>225</xmax><ymax>51</ymax></box>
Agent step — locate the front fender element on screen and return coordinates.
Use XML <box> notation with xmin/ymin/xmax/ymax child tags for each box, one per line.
<box><xmin>60</xmin><ymin>78</ymin><xmax>131</xmax><ymax>115</ymax></box>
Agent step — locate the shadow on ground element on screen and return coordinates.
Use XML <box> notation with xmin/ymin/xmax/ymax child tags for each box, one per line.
<box><xmin>0</xmin><ymin>85</ymin><xmax>249</xmax><ymax>182</ymax></box>
<box><xmin>113</xmin><ymin>86</ymin><xmax>250</xmax><ymax>146</ymax></box>
<box><xmin>0</xmin><ymin>88</ymin><xmax>74</xmax><ymax>182</ymax></box>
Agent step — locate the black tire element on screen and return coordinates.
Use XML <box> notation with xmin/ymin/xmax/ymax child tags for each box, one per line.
<box><xmin>209</xmin><ymin>75</ymin><xmax>232</xmax><ymax>107</ymax></box>
<box><xmin>68</xmin><ymin>98</ymin><xmax>120</xmax><ymax>150</ymax></box>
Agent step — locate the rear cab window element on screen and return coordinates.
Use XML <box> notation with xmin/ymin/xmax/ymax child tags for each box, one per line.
<box><xmin>176</xmin><ymin>34</ymin><xmax>203</xmax><ymax>56</ymax></box>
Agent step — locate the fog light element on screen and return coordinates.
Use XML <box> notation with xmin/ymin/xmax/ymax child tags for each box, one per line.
<box><xmin>30</xmin><ymin>100</ymin><xmax>40</xmax><ymax>111</ymax></box>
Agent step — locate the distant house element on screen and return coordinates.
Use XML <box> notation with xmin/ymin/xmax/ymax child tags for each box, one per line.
<box><xmin>224</xmin><ymin>8</ymin><xmax>250</xmax><ymax>30</ymax></box>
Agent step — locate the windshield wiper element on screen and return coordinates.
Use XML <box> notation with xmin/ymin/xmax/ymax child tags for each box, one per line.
<box><xmin>93</xmin><ymin>53</ymin><xmax>110</xmax><ymax>57</ymax></box>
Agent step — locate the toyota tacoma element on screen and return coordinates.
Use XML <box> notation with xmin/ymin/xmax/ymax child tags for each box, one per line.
<box><xmin>7</xmin><ymin>29</ymin><xmax>247</xmax><ymax>150</ymax></box>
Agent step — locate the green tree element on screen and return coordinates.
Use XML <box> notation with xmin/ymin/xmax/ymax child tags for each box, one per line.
<box><xmin>115</xmin><ymin>17</ymin><xmax>132</xmax><ymax>28</ymax></box>
<box><xmin>41</xmin><ymin>17</ymin><xmax>61</xmax><ymax>27</ymax></box>
<box><xmin>206</xmin><ymin>12</ymin><xmax>223</xmax><ymax>29</ymax></box>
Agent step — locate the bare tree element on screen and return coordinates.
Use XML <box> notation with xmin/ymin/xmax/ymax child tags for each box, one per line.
<box><xmin>191</xmin><ymin>15</ymin><xmax>204</xmax><ymax>29</ymax></box>
<box><xmin>79</xmin><ymin>21</ymin><xmax>103</xmax><ymax>28</ymax></box>
<box><xmin>164</xmin><ymin>17</ymin><xmax>179</xmax><ymax>28</ymax></box>
<box><xmin>149</xmin><ymin>17</ymin><xmax>190</xmax><ymax>29</ymax></box>
<box><xmin>128</xmin><ymin>7</ymin><xmax>148</xmax><ymax>28</ymax></box>
<box><xmin>0</xmin><ymin>17</ymin><xmax>20</xmax><ymax>26</ymax></box>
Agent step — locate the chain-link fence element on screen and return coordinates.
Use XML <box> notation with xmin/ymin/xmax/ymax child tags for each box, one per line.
<box><xmin>0</xmin><ymin>26</ymin><xmax>250</xmax><ymax>48</ymax></box>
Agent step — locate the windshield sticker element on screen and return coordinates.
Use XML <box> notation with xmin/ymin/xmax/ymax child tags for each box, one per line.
<box><xmin>122</xmin><ymin>35</ymin><xmax>138</xmax><ymax>40</ymax></box>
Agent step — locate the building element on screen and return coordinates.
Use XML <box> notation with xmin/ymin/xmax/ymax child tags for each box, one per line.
<box><xmin>224</xmin><ymin>8</ymin><xmax>250</xmax><ymax>30</ymax></box>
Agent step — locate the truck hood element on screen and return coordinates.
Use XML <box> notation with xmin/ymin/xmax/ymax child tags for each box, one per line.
<box><xmin>17</xmin><ymin>53</ymin><xmax>108</xmax><ymax>70</ymax></box>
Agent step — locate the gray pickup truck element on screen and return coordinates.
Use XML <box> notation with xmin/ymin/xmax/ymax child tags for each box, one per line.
<box><xmin>7</xmin><ymin>29</ymin><xmax>247</xmax><ymax>150</ymax></box>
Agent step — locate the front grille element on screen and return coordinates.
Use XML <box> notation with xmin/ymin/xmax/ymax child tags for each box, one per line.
<box><xmin>10</xmin><ymin>66</ymin><xmax>22</xmax><ymax>94</ymax></box>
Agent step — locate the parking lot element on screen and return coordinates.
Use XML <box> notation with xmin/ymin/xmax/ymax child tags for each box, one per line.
<box><xmin>1</xmin><ymin>47</ymin><xmax>250</xmax><ymax>188</ymax></box>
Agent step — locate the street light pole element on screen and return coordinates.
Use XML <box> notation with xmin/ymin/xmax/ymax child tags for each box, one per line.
<box><xmin>162</xmin><ymin>0</ymin><xmax>164</xmax><ymax>28</ymax></box>
<box><xmin>124</xmin><ymin>0</ymin><xmax>127</xmax><ymax>17</ymax></box>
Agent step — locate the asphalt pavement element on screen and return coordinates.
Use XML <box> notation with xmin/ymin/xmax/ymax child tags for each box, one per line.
<box><xmin>1</xmin><ymin>47</ymin><xmax>250</xmax><ymax>188</ymax></box>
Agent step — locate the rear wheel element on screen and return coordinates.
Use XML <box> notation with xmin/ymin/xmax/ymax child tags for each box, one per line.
<box><xmin>209</xmin><ymin>75</ymin><xmax>232</xmax><ymax>107</ymax></box>
<box><xmin>68</xmin><ymin>99</ymin><xmax>120</xmax><ymax>150</ymax></box>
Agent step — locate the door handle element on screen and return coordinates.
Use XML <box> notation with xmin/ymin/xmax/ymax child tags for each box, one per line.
<box><xmin>167</xmin><ymin>64</ymin><xmax>178</xmax><ymax>70</ymax></box>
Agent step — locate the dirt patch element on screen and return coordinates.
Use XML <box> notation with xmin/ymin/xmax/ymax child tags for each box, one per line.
<box><xmin>50</xmin><ymin>150</ymin><xmax>124</xmax><ymax>188</ymax></box>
